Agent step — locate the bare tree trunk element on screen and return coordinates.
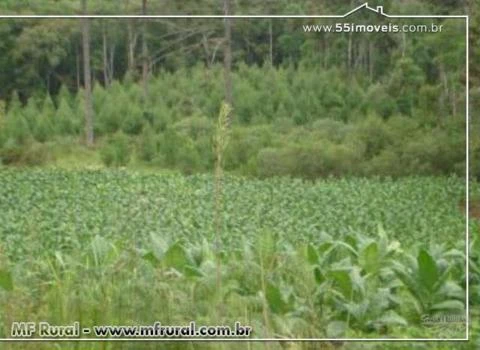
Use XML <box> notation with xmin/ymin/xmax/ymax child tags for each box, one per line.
<box><xmin>127</xmin><ymin>21</ymin><xmax>135</xmax><ymax>73</ymax></box>
<box><xmin>354</xmin><ymin>40</ymin><xmax>363</xmax><ymax>71</ymax></box>
<box><xmin>268</xmin><ymin>19</ymin><xmax>273</xmax><ymax>65</ymax></box>
<box><xmin>440</xmin><ymin>63</ymin><xmax>449</xmax><ymax>115</ymax></box>
<box><xmin>452</xmin><ymin>81</ymin><xmax>457</xmax><ymax>117</ymax></box>
<box><xmin>141</xmin><ymin>0</ymin><xmax>149</xmax><ymax>101</ymax></box>
<box><xmin>81</xmin><ymin>0</ymin><xmax>94</xmax><ymax>146</ymax></box>
<box><xmin>368</xmin><ymin>41</ymin><xmax>374</xmax><ymax>82</ymax></box>
<box><xmin>201</xmin><ymin>34</ymin><xmax>211</xmax><ymax>69</ymax></box>
<box><xmin>102</xmin><ymin>22</ymin><xmax>110</xmax><ymax>87</ymax></box>
<box><xmin>110</xmin><ymin>43</ymin><xmax>116</xmax><ymax>81</ymax></box>
<box><xmin>223</xmin><ymin>0</ymin><xmax>233</xmax><ymax>117</ymax></box>
<box><xmin>46</xmin><ymin>72</ymin><xmax>50</xmax><ymax>94</ymax></box>
<box><xmin>347</xmin><ymin>0</ymin><xmax>353</xmax><ymax>77</ymax></box>
<box><xmin>324</xmin><ymin>35</ymin><xmax>328</xmax><ymax>69</ymax></box>
<box><xmin>125</xmin><ymin>0</ymin><xmax>137</xmax><ymax>75</ymax></box>
<box><xmin>76</xmin><ymin>46</ymin><xmax>81</xmax><ymax>91</ymax></box>
<box><xmin>347</xmin><ymin>31</ymin><xmax>352</xmax><ymax>76</ymax></box>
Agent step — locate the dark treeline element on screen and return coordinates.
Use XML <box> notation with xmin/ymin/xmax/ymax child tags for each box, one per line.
<box><xmin>0</xmin><ymin>0</ymin><xmax>471</xmax><ymax>100</ymax></box>
<box><xmin>0</xmin><ymin>0</ymin><xmax>477</xmax><ymax>178</ymax></box>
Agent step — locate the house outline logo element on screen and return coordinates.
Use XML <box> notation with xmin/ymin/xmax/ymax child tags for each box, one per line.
<box><xmin>344</xmin><ymin>3</ymin><xmax>386</xmax><ymax>17</ymax></box>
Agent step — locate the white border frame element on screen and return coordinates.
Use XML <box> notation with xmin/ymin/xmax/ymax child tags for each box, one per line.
<box><xmin>0</xmin><ymin>2</ymin><xmax>469</xmax><ymax>343</ymax></box>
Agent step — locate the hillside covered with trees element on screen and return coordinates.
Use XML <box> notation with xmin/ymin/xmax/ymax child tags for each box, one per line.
<box><xmin>0</xmin><ymin>0</ymin><xmax>475</xmax><ymax>179</ymax></box>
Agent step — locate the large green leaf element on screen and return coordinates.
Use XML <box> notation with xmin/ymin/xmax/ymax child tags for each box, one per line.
<box><xmin>163</xmin><ymin>241</ymin><xmax>189</xmax><ymax>271</ymax></box>
<box><xmin>431</xmin><ymin>300</ymin><xmax>464</xmax><ymax>311</ymax></box>
<box><xmin>314</xmin><ymin>267</ymin><xmax>325</xmax><ymax>285</ymax></box>
<box><xmin>143</xmin><ymin>251</ymin><xmax>160</xmax><ymax>267</ymax></box>
<box><xmin>378</xmin><ymin>310</ymin><xmax>408</xmax><ymax>326</ymax></box>
<box><xmin>318</xmin><ymin>241</ymin><xmax>334</xmax><ymax>254</ymax></box>
<box><xmin>360</xmin><ymin>241</ymin><xmax>380</xmax><ymax>274</ymax></box>
<box><xmin>183</xmin><ymin>265</ymin><xmax>204</xmax><ymax>278</ymax></box>
<box><xmin>393</xmin><ymin>261</ymin><xmax>424</xmax><ymax>307</ymax></box>
<box><xmin>328</xmin><ymin>269</ymin><xmax>352</xmax><ymax>299</ymax></box>
<box><xmin>417</xmin><ymin>249</ymin><xmax>439</xmax><ymax>292</ymax></box>
<box><xmin>307</xmin><ymin>244</ymin><xmax>319</xmax><ymax>265</ymax></box>
<box><xmin>265</xmin><ymin>282</ymin><xmax>289</xmax><ymax>314</ymax></box>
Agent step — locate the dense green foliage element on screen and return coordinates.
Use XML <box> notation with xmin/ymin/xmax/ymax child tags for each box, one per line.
<box><xmin>0</xmin><ymin>64</ymin><xmax>467</xmax><ymax>178</ymax></box>
<box><xmin>0</xmin><ymin>0</ymin><xmax>473</xmax><ymax>101</ymax></box>
<box><xmin>0</xmin><ymin>0</ymin><xmax>475</xmax><ymax>178</ymax></box>
<box><xmin>0</xmin><ymin>170</ymin><xmax>468</xmax><ymax>256</ymax></box>
<box><xmin>0</xmin><ymin>169</ymin><xmax>477</xmax><ymax>347</ymax></box>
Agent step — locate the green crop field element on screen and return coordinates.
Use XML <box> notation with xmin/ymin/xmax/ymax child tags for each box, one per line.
<box><xmin>0</xmin><ymin>169</ymin><xmax>478</xmax><ymax>349</ymax></box>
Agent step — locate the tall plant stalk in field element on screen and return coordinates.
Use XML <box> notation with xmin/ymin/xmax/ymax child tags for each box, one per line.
<box><xmin>213</xmin><ymin>103</ymin><xmax>232</xmax><ymax>315</ymax></box>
